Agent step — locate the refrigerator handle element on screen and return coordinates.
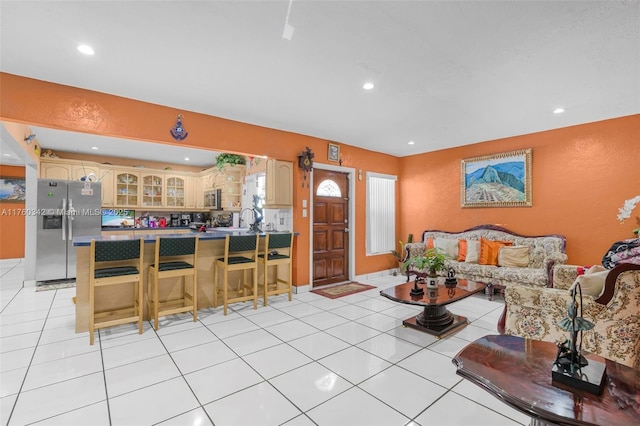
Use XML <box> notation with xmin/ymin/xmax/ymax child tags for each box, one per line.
<box><xmin>68</xmin><ymin>198</ymin><xmax>74</xmax><ymax>240</ymax></box>
<box><xmin>62</xmin><ymin>198</ymin><xmax>67</xmax><ymax>241</ymax></box>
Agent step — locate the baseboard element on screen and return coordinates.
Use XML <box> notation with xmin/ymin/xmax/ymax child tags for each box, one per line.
<box><xmin>294</xmin><ymin>284</ymin><xmax>311</xmax><ymax>293</ymax></box>
<box><xmin>355</xmin><ymin>268</ymin><xmax>402</xmax><ymax>282</ymax></box>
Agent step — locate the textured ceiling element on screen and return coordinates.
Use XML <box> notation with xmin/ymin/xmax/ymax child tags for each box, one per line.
<box><xmin>1</xmin><ymin>0</ymin><xmax>638</xmax><ymax>165</ymax></box>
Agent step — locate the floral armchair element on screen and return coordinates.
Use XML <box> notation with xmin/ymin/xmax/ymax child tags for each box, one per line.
<box><xmin>502</xmin><ymin>263</ymin><xmax>640</xmax><ymax>368</ymax></box>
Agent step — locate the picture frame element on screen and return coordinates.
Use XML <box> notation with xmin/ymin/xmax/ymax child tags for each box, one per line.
<box><xmin>0</xmin><ymin>176</ymin><xmax>26</xmax><ymax>203</ymax></box>
<box><xmin>328</xmin><ymin>143</ymin><xmax>340</xmax><ymax>162</ymax></box>
<box><xmin>461</xmin><ymin>148</ymin><xmax>532</xmax><ymax>208</ymax></box>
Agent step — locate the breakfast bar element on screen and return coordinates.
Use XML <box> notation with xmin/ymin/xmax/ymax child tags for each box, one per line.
<box><xmin>73</xmin><ymin>230</ymin><xmax>293</xmax><ymax>333</ymax></box>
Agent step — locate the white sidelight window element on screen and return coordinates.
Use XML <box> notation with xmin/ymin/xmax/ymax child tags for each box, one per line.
<box><xmin>366</xmin><ymin>172</ymin><xmax>397</xmax><ymax>255</ymax></box>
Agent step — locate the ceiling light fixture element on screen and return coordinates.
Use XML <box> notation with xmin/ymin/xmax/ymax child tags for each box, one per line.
<box><xmin>77</xmin><ymin>44</ymin><xmax>95</xmax><ymax>55</ymax></box>
<box><xmin>184</xmin><ymin>157</ymin><xmax>190</xmax><ymax>161</ymax></box>
<box><xmin>282</xmin><ymin>0</ymin><xmax>295</xmax><ymax>40</ymax></box>
<box><xmin>553</xmin><ymin>107</ymin><xmax>565</xmax><ymax>114</ymax></box>
<box><xmin>408</xmin><ymin>141</ymin><xmax>415</xmax><ymax>145</ymax></box>
<box><xmin>363</xmin><ymin>82</ymin><xmax>374</xmax><ymax>90</ymax></box>
<box><xmin>91</xmin><ymin>146</ymin><xmax>98</xmax><ymax>150</ymax></box>
<box><xmin>3</xmin><ymin>153</ymin><xmax>12</xmax><ymax>157</ymax></box>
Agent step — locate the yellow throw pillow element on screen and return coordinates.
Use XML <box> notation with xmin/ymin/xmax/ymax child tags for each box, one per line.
<box><xmin>498</xmin><ymin>246</ymin><xmax>530</xmax><ymax>267</ymax></box>
<box><xmin>465</xmin><ymin>240</ymin><xmax>481</xmax><ymax>263</ymax></box>
<box><xmin>479</xmin><ymin>237</ymin><xmax>513</xmax><ymax>266</ymax></box>
<box><xmin>569</xmin><ymin>269</ymin><xmax>609</xmax><ymax>297</ymax></box>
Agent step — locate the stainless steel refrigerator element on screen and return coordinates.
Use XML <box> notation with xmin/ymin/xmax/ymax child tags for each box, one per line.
<box><xmin>35</xmin><ymin>179</ymin><xmax>102</xmax><ymax>282</ymax></box>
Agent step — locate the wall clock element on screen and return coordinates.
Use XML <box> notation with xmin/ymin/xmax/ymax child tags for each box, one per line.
<box><xmin>298</xmin><ymin>146</ymin><xmax>314</xmax><ymax>188</ymax></box>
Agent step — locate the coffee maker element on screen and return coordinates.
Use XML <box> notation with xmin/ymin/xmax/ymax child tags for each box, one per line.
<box><xmin>170</xmin><ymin>213</ymin><xmax>180</xmax><ymax>227</ymax></box>
<box><xmin>179</xmin><ymin>213</ymin><xmax>191</xmax><ymax>227</ymax></box>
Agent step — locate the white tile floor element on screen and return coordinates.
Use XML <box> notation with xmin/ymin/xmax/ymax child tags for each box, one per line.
<box><xmin>0</xmin><ymin>258</ymin><xmax>531</xmax><ymax>426</ymax></box>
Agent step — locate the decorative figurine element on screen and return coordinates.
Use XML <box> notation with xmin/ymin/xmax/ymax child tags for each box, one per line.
<box><xmin>444</xmin><ymin>266</ymin><xmax>458</xmax><ymax>288</ymax></box>
<box><xmin>170</xmin><ymin>114</ymin><xmax>189</xmax><ymax>141</ymax></box>
<box><xmin>552</xmin><ymin>283</ymin><xmax>606</xmax><ymax>395</ymax></box>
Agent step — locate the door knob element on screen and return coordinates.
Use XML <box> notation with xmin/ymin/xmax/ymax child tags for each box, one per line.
<box><xmin>344</xmin><ymin>228</ymin><xmax>349</xmax><ymax>233</ymax></box>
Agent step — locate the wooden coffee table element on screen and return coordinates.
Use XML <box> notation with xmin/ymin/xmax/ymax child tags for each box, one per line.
<box><xmin>453</xmin><ymin>335</ymin><xmax>640</xmax><ymax>426</ymax></box>
<box><xmin>379</xmin><ymin>279</ymin><xmax>486</xmax><ymax>338</ymax></box>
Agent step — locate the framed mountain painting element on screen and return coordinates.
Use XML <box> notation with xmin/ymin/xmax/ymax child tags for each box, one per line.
<box><xmin>461</xmin><ymin>148</ymin><xmax>532</xmax><ymax>208</ymax></box>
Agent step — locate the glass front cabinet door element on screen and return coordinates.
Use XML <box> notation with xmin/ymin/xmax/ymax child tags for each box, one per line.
<box><xmin>165</xmin><ymin>176</ymin><xmax>186</xmax><ymax>207</ymax></box>
<box><xmin>142</xmin><ymin>174</ymin><xmax>163</xmax><ymax>207</ymax></box>
<box><xmin>115</xmin><ymin>172</ymin><xmax>140</xmax><ymax>207</ymax></box>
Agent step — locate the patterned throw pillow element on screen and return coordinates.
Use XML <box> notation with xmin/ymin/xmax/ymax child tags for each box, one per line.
<box><xmin>479</xmin><ymin>237</ymin><xmax>513</xmax><ymax>266</ymax></box>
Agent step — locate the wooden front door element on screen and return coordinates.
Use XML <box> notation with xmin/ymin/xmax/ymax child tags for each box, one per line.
<box><xmin>312</xmin><ymin>169</ymin><xmax>349</xmax><ymax>287</ymax></box>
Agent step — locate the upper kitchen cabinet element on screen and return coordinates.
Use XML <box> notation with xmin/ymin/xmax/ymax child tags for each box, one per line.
<box><xmin>115</xmin><ymin>171</ymin><xmax>140</xmax><ymax>207</ymax></box>
<box><xmin>141</xmin><ymin>174</ymin><xmax>163</xmax><ymax>207</ymax></box>
<box><xmin>264</xmin><ymin>160</ymin><xmax>293</xmax><ymax>208</ymax></box>
<box><xmin>98</xmin><ymin>167</ymin><xmax>114</xmax><ymax>206</ymax></box>
<box><xmin>40</xmin><ymin>158</ymin><xmax>71</xmax><ymax>180</ymax></box>
<box><xmin>165</xmin><ymin>175</ymin><xmax>186</xmax><ymax>208</ymax></box>
<box><xmin>220</xmin><ymin>165</ymin><xmax>244</xmax><ymax>211</ymax></box>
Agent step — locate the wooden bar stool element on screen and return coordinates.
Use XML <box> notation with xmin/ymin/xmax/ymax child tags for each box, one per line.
<box><xmin>258</xmin><ymin>233</ymin><xmax>293</xmax><ymax>306</ymax></box>
<box><xmin>213</xmin><ymin>234</ymin><xmax>259</xmax><ymax>315</ymax></box>
<box><xmin>147</xmin><ymin>236</ymin><xmax>199</xmax><ymax>330</ymax></box>
<box><xmin>89</xmin><ymin>238</ymin><xmax>144</xmax><ymax>345</ymax></box>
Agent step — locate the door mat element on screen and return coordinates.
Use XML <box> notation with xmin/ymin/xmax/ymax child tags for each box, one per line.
<box><xmin>35</xmin><ymin>281</ymin><xmax>76</xmax><ymax>292</ymax></box>
<box><xmin>311</xmin><ymin>282</ymin><xmax>376</xmax><ymax>299</ymax></box>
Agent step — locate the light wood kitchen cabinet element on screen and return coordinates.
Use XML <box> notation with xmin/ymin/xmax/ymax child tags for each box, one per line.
<box><xmin>141</xmin><ymin>174</ymin><xmax>163</xmax><ymax>207</ymax></box>
<box><xmin>185</xmin><ymin>176</ymin><xmax>197</xmax><ymax>209</ymax></box>
<box><xmin>98</xmin><ymin>167</ymin><xmax>114</xmax><ymax>206</ymax></box>
<box><xmin>115</xmin><ymin>171</ymin><xmax>140</xmax><ymax>207</ymax></box>
<box><xmin>40</xmin><ymin>160</ymin><xmax>71</xmax><ymax>180</ymax></box>
<box><xmin>165</xmin><ymin>175</ymin><xmax>186</xmax><ymax>208</ymax></box>
<box><xmin>71</xmin><ymin>164</ymin><xmax>100</xmax><ymax>181</ymax></box>
<box><xmin>264</xmin><ymin>159</ymin><xmax>293</xmax><ymax>208</ymax></box>
<box><xmin>220</xmin><ymin>165</ymin><xmax>244</xmax><ymax>211</ymax></box>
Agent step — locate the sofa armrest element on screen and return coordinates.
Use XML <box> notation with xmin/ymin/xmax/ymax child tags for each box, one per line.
<box><xmin>543</xmin><ymin>252</ymin><xmax>568</xmax><ymax>287</ymax></box>
<box><xmin>404</xmin><ymin>242</ymin><xmax>426</xmax><ymax>259</ymax></box>
<box><xmin>552</xmin><ymin>264</ymin><xmax>579</xmax><ymax>290</ymax></box>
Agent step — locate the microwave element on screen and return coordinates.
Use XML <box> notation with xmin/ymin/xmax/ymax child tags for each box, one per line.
<box><xmin>204</xmin><ymin>189</ymin><xmax>222</xmax><ymax>210</ymax></box>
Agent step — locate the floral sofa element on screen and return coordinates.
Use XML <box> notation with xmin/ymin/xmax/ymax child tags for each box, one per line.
<box><xmin>502</xmin><ymin>263</ymin><xmax>640</xmax><ymax>368</ymax></box>
<box><xmin>403</xmin><ymin>225</ymin><xmax>567</xmax><ymax>289</ymax></box>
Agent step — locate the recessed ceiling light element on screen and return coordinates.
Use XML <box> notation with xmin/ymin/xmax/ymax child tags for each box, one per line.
<box><xmin>184</xmin><ymin>157</ymin><xmax>190</xmax><ymax>161</ymax></box>
<box><xmin>553</xmin><ymin>107</ymin><xmax>565</xmax><ymax>114</ymax></box>
<box><xmin>408</xmin><ymin>141</ymin><xmax>415</xmax><ymax>145</ymax></box>
<box><xmin>3</xmin><ymin>153</ymin><xmax>12</xmax><ymax>157</ymax></box>
<box><xmin>363</xmin><ymin>82</ymin><xmax>374</xmax><ymax>90</ymax></box>
<box><xmin>91</xmin><ymin>146</ymin><xmax>98</xmax><ymax>150</ymax></box>
<box><xmin>77</xmin><ymin>44</ymin><xmax>94</xmax><ymax>55</ymax></box>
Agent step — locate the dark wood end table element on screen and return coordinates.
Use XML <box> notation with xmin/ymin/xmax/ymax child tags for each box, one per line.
<box><xmin>453</xmin><ymin>335</ymin><xmax>640</xmax><ymax>426</ymax></box>
<box><xmin>380</xmin><ymin>279</ymin><xmax>486</xmax><ymax>338</ymax></box>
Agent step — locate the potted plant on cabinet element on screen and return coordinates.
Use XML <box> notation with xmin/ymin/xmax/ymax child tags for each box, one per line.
<box><xmin>216</xmin><ymin>153</ymin><xmax>246</xmax><ymax>170</ymax></box>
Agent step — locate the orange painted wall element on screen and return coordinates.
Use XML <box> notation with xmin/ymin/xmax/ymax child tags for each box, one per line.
<box><xmin>0</xmin><ymin>73</ymin><xmax>402</xmax><ymax>283</ymax></box>
<box><xmin>399</xmin><ymin>115</ymin><xmax>640</xmax><ymax>265</ymax></box>
<box><xmin>0</xmin><ymin>165</ymin><xmax>26</xmax><ymax>259</ymax></box>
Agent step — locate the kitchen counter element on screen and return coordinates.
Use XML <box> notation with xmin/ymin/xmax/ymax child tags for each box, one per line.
<box><xmin>79</xmin><ymin>228</ymin><xmax>291</xmax><ymax>246</ymax></box>
<box><xmin>73</xmin><ymin>229</ymin><xmax>295</xmax><ymax>332</ymax></box>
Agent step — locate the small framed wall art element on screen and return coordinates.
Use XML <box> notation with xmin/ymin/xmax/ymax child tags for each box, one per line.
<box><xmin>461</xmin><ymin>148</ymin><xmax>532</xmax><ymax>208</ymax></box>
<box><xmin>328</xmin><ymin>143</ymin><xmax>340</xmax><ymax>162</ymax></box>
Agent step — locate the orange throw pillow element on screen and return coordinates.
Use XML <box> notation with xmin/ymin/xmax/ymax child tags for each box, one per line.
<box><xmin>426</xmin><ymin>237</ymin><xmax>434</xmax><ymax>249</ymax></box>
<box><xmin>458</xmin><ymin>240</ymin><xmax>467</xmax><ymax>262</ymax></box>
<box><xmin>479</xmin><ymin>237</ymin><xmax>513</xmax><ymax>266</ymax></box>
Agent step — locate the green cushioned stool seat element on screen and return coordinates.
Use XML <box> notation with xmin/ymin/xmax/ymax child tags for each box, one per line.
<box><xmin>94</xmin><ymin>266</ymin><xmax>139</xmax><ymax>278</ymax></box>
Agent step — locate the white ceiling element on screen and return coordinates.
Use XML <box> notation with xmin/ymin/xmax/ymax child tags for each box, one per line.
<box><xmin>1</xmin><ymin>1</ymin><xmax>639</xmax><ymax>166</ymax></box>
